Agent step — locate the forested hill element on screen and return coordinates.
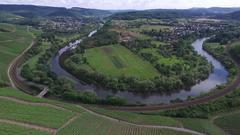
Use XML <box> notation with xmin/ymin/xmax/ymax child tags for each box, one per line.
<box><xmin>0</xmin><ymin>4</ymin><xmax>112</xmax><ymax>19</ymax></box>
<box><xmin>217</xmin><ymin>10</ymin><xmax>240</xmax><ymax>21</ymax></box>
<box><xmin>110</xmin><ymin>10</ymin><xmax>207</xmax><ymax>20</ymax></box>
<box><xmin>110</xmin><ymin>7</ymin><xmax>240</xmax><ymax>20</ymax></box>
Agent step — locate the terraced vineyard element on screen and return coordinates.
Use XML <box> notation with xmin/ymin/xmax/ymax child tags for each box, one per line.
<box><xmin>0</xmin><ymin>123</ymin><xmax>50</xmax><ymax>135</ymax></box>
<box><xmin>0</xmin><ymin>23</ymin><xmax>34</xmax><ymax>84</ymax></box>
<box><xmin>0</xmin><ymin>87</ymin><xmax>197</xmax><ymax>135</ymax></box>
<box><xmin>0</xmin><ymin>98</ymin><xmax>74</xmax><ymax>128</ymax></box>
<box><xmin>214</xmin><ymin>111</ymin><xmax>240</xmax><ymax>135</ymax></box>
<box><xmin>57</xmin><ymin>113</ymin><xmax>191</xmax><ymax>135</ymax></box>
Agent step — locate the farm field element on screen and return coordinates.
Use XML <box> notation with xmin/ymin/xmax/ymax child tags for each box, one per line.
<box><xmin>214</xmin><ymin>111</ymin><xmax>240</xmax><ymax>135</ymax></box>
<box><xmin>84</xmin><ymin>45</ymin><xmax>159</xmax><ymax>79</ymax></box>
<box><xmin>0</xmin><ymin>87</ymin><xmax>198</xmax><ymax>135</ymax></box>
<box><xmin>0</xmin><ymin>23</ymin><xmax>34</xmax><ymax>84</ymax></box>
<box><xmin>57</xmin><ymin>112</ymin><xmax>191</xmax><ymax>135</ymax></box>
<box><xmin>0</xmin><ymin>87</ymin><xmax>85</xmax><ymax>113</ymax></box>
<box><xmin>88</xmin><ymin>106</ymin><xmax>232</xmax><ymax>135</ymax></box>
<box><xmin>178</xmin><ymin>118</ymin><xmax>226</xmax><ymax>135</ymax></box>
<box><xmin>0</xmin><ymin>123</ymin><xmax>50</xmax><ymax>135</ymax></box>
<box><xmin>0</xmin><ymin>97</ymin><xmax>75</xmax><ymax>128</ymax></box>
<box><xmin>89</xmin><ymin>106</ymin><xmax>181</xmax><ymax>127</ymax></box>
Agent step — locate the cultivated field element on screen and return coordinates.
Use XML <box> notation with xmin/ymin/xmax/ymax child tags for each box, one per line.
<box><xmin>0</xmin><ymin>98</ymin><xmax>74</xmax><ymax>128</ymax></box>
<box><xmin>178</xmin><ymin>118</ymin><xmax>226</xmax><ymax>135</ymax></box>
<box><xmin>85</xmin><ymin>45</ymin><xmax>159</xmax><ymax>79</ymax></box>
<box><xmin>0</xmin><ymin>23</ymin><xmax>33</xmax><ymax>84</ymax></box>
<box><xmin>88</xmin><ymin>106</ymin><xmax>232</xmax><ymax>135</ymax></box>
<box><xmin>0</xmin><ymin>87</ymin><xmax>195</xmax><ymax>135</ymax></box>
<box><xmin>214</xmin><ymin>111</ymin><xmax>240</xmax><ymax>135</ymax></box>
<box><xmin>57</xmin><ymin>113</ymin><xmax>191</xmax><ymax>135</ymax></box>
<box><xmin>0</xmin><ymin>123</ymin><xmax>50</xmax><ymax>135</ymax></box>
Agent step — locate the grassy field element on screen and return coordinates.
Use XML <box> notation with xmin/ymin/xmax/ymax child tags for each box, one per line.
<box><xmin>0</xmin><ymin>87</ymin><xmax>85</xmax><ymax>113</ymax></box>
<box><xmin>0</xmin><ymin>23</ymin><xmax>34</xmax><ymax>84</ymax></box>
<box><xmin>178</xmin><ymin>118</ymin><xmax>226</xmax><ymax>135</ymax></box>
<box><xmin>84</xmin><ymin>45</ymin><xmax>159</xmax><ymax>79</ymax></box>
<box><xmin>57</xmin><ymin>113</ymin><xmax>191</xmax><ymax>135</ymax></box>
<box><xmin>88</xmin><ymin>106</ymin><xmax>231</xmax><ymax>135</ymax></box>
<box><xmin>89</xmin><ymin>106</ymin><xmax>181</xmax><ymax>127</ymax></box>
<box><xmin>0</xmin><ymin>98</ymin><xmax>74</xmax><ymax>128</ymax></box>
<box><xmin>214</xmin><ymin>111</ymin><xmax>240</xmax><ymax>135</ymax></box>
<box><xmin>0</xmin><ymin>123</ymin><xmax>50</xmax><ymax>135</ymax></box>
<box><xmin>0</xmin><ymin>87</ymin><xmax>195</xmax><ymax>135</ymax></box>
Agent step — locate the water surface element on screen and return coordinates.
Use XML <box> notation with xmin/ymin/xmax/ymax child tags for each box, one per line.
<box><xmin>51</xmin><ymin>37</ymin><xmax>229</xmax><ymax>104</ymax></box>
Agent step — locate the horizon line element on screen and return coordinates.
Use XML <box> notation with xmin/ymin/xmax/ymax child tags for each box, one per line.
<box><xmin>1</xmin><ymin>3</ymin><xmax>240</xmax><ymax>11</ymax></box>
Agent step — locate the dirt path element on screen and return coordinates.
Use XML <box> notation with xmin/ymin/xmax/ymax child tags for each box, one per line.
<box><xmin>0</xmin><ymin>96</ymin><xmax>80</xmax><ymax>135</ymax></box>
<box><xmin>77</xmin><ymin>105</ymin><xmax>205</xmax><ymax>135</ymax></box>
<box><xmin>0</xmin><ymin>119</ymin><xmax>56</xmax><ymax>134</ymax></box>
<box><xmin>0</xmin><ymin>95</ymin><xmax>205</xmax><ymax>135</ymax></box>
<box><xmin>211</xmin><ymin>110</ymin><xmax>240</xmax><ymax>123</ymax></box>
<box><xmin>0</xmin><ymin>96</ymin><xmax>73</xmax><ymax>113</ymax></box>
<box><xmin>55</xmin><ymin>114</ymin><xmax>80</xmax><ymax>135</ymax></box>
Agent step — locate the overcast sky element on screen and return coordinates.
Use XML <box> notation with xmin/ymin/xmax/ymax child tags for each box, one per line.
<box><xmin>1</xmin><ymin>0</ymin><xmax>240</xmax><ymax>10</ymax></box>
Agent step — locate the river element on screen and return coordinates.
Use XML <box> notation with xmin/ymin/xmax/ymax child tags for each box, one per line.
<box><xmin>51</xmin><ymin>35</ymin><xmax>229</xmax><ymax>104</ymax></box>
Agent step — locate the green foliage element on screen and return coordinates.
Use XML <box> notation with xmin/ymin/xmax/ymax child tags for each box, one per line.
<box><xmin>214</xmin><ymin>111</ymin><xmax>240</xmax><ymax>135</ymax></box>
<box><xmin>230</xmin><ymin>42</ymin><xmax>240</xmax><ymax>59</ymax></box>
<box><xmin>57</xmin><ymin>112</ymin><xmax>191</xmax><ymax>135</ymax></box>
<box><xmin>89</xmin><ymin>106</ymin><xmax>181</xmax><ymax>126</ymax></box>
<box><xmin>149</xmin><ymin>89</ymin><xmax>240</xmax><ymax>118</ymax></box>
<box><xmin>204</xmin><ymin>42</ymin><xmax>237</xmax><ymax>76</ymax></box>
<box><xmin>81</xmin><ymin>23</ymin><xmax>119</xmax><ymax>47</ymax></box>
<box><xmin>84</xmin><ymin>45</ymin><xmax>159</xmax><ymax>79</ymax></box>
<box><xmin>0</xmin><ymin>87</ymin><xmax>85</xmax><ymax>113</ymax></box>
<box><xmin>0</xmin><ymin>123</ymin><xmax>50</xmax><ymax>135</ymax></box>
<box><xmin>0</xmin><ymin>23</ymin><xmax>33</xmax><ymax>83</ymax></box>
<box><xmin>0</xmin><ymin>98</ymin><xmax>74</xmax><ymax>128</ymax></box>
<box><xmin>179</xmin><ymin>118</ymin><xmax>226</xmax><ymax>135</ymax></box>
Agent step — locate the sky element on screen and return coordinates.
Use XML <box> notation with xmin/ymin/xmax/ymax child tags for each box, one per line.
<box><xmin>1</xmin><ymin>0</ymin><xmax>240</xmax><ymax>10</ymax></box>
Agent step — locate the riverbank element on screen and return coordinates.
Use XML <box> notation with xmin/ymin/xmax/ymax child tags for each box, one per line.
<box><xmin>52</xmin><ymin>37</ymin><xmax>230</xmax><ymax>105</ymax></box>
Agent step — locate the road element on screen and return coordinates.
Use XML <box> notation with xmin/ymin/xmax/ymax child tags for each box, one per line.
<box><xmin>0</xmin><ymin>95</ymin><xmax>204</xmax><ymax>135</ymax></box>
<box><xmin>7</xmin><ymin>40</ymin><xmax>35</xmax><ymax>90</ymax></box>
<box><xmin>6</xmin><ymin>38</ymin><xmax>205</xmax><ymax>135</ymax></box>
<box><xmin>8</xmin><ymin>35</ymin><xmax>240</xmax><ymax>112</ymax></box>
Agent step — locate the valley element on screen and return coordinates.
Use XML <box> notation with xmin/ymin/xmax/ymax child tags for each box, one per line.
<box><xmin>1</xmin><ymin>3</ymin><xmax>240</xmax><ymax>135</ymax></box>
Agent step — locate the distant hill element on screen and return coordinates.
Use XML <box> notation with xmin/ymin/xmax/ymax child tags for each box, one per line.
<box><xmin>110</xmin><ymin>7</ymin><xmax>240</xmax><ymax>20</ymax></box>
<box><xmin>190</xmin><ymin>7</ymin><xmax>240</xmax><ymax>14</ymax></box>
<box><xmin>217</xmin><ymin>10</ymin><xmax>240</xmax><ymax>20</ymax></box>
<box><xmin>71</xmin><ymin>7</ymin><xmax>112</xmax><ymax>17</ymax></box>
<box><xmin>110</xmin><ymin>9</ymin><xmax>214</xmax><ymax>20</ymax></box>
<box><xmin>0</xmin><ymin>4</ymin><xmax>112</xmax><ymax>19</ymax></box>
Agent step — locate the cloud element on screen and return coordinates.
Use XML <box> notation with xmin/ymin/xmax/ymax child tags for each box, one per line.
<box><xmin>1</xmin><ymin>0</ymin><xmax>240</xmax><ymax>9</ymax></box>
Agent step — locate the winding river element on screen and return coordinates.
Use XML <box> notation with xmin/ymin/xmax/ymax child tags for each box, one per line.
<box><xmin>51</xmin><ymin>33</ymin><xmax>229</xmax><ymax>104</ymax></box>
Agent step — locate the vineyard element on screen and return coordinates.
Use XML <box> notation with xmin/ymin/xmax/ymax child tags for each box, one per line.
<box><xmin>57</xmin><ymin>113</ymin><xmax>191</xmax><ymax>135</ymax></box>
